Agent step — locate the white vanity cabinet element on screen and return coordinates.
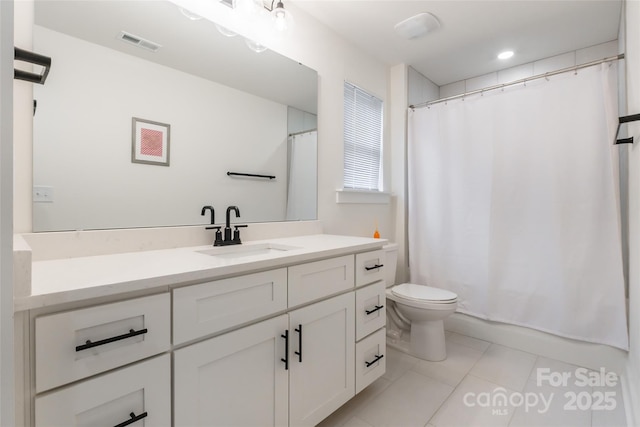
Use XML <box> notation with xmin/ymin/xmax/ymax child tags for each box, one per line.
<box><xmin>174</xmin><ymin>315</ymin><xmax>289</xmax><ymax>427</ymax></box>
<box><xmin>35</xmin><ymin>354</ymin><xmax>171</xmax><ymax>427</ymax></box>
<box><xmin>19</xmin><ymin>237</ymin><xmax>388</xmax><ymax>427</ymax></box>
<box><xmin>31</xmin><ymin>293</ymin><xmax>171</xmax><ymax>427</ymax></box>
<box><xmin>289</xmin><ymin>292</ymin><xmax>355</xmax><ymax>426</ymax></box>
<box><xmin>353</xmin><ymin>250</ymin><xmax>387</xmax><ymax>394</ymax></box>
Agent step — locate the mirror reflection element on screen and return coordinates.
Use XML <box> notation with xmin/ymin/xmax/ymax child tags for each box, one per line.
<box><xmin>32</xmin><ymin>0</ymin><xmax>318</xmax><ymax>232</ymax></box>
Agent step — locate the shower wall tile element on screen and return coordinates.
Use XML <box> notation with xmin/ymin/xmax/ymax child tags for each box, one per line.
<box><xmin>576</xmin><ymin>40</ymin><xmax>619</xmax><ymax>65</ymax></box>
<box><xmin>440</xmin><ymin>81</ymin><xmax>466</xmax><ymax>99</ymax></box>
<box><xmin>533</xmin><ymin>52</ymin><xmax>576</xmax><ymax>75</ymax></box>
<box><xmin>497</xmin><ymin>63</ymin><xmax>534</xmax><ymax>85</ymax></box>
<box><xmin>465</xmin><ymin>73</ymin><xmax>498</xmax><ymax>92</ymax></box>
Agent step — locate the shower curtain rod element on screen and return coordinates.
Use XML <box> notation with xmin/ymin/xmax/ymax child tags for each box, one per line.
<box><xmin>288</xmin><ymin>129</ymin><xmax>318</xmax><ymax>137</ymax></box>
<box><xmin>410</xmin><ymin>53</ymin><xmax>625</xmax><ymax>109</ymax></box>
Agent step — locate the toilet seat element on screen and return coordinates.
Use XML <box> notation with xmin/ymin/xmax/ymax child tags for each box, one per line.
<box><xmin>391</xmin><ymin>283</ymin><xmax>457</xmax><ymax>304</ymax></box>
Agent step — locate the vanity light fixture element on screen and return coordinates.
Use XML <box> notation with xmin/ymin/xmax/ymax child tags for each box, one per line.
<box><xmin>498</xmin><ymin>50</ymin><xmax>514</xmax><ymax>60</ymax></box>
<box><xmin>272</xmin><ymin>0</ymin><xmax>293</xmax><ymax>32</ymax></box>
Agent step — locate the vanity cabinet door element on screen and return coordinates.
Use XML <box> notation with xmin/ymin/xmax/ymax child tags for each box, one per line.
<box><xmin>174</xmin><ymin>314</ymin><xmax>289</xmax><ymax>427</ymax></box>
<box><xmin>289</xmin><ymin>292</ymin><xmax>355</xmax><ymax>427</ymax></box>
<box><xmin>35</xmin><ymin>354</ymin><xmax>170</xmax><ymax>427</ymax></box>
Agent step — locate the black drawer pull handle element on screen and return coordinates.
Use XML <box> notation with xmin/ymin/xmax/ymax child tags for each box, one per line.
<box><xmin>365</xmin><ymin>354</ymin><xmax>384</xmax><ymax>368</ymax></box>
<box><xmin>281</xmin><ymin>330</ymin><xmax>289</xmax><ymax>370</ymax></box>
<box><xmin>365</xmin><ymin>264</ymin><xmax>384</xmax><ymax>271</ymax></box>
<box><xmin>76</xmin><ymin>328</ymin><xmax>148</xmax><ymax>352</ymax></box>
<box><xmin>365</xmin><ymin>305</ymin><xmax>384</xmax><ymax>315</ymax></box>
<box><xmin>294</xmin><ymin>324</ymin><xmax>302</xmax><ymax>363</ymax></box>
<box><xmin>113</xmin><ymin>411</ymin><xmax>148</xmax><ymax>427</ymax></box>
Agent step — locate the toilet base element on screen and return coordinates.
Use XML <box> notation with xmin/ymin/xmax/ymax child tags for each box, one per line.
<box><xmin>410</xmin><ymin>319</ymin><xmax>446</xmax><ymax>361</ymax></box>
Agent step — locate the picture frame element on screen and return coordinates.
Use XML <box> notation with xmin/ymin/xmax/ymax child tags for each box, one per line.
<box><xmin>131</xmin><ymin>117</ymin><xmax>170</xmax><ymax>166</ymax></box>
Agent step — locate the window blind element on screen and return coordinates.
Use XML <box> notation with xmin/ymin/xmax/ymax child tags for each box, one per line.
<box><xmin>343</xmin><ymin>82</ymin><xmax>383</xmax><ymax>191</ymax></box>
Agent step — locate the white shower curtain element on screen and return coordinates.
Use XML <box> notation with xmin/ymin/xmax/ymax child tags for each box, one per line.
<box><xmin>286</xmin><ymin>130</ymin><xmax>317</xmax><ymax>221</ymax></box>
<box><xmin>408</xmin><ymin>63</ymin><xmax>629</xmax><ymax>350</ymax></box>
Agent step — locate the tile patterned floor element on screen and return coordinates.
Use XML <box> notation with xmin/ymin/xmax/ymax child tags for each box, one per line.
<box><xmin>318</xmin><ymin>332</ymin><xmax>627</xmax><ymax>427</ymax></box>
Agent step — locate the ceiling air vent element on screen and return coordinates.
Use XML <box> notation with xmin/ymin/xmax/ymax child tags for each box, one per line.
<box><xmin>118</xmin><ymin>31</ymin><xmax>162</xmax><ymax>52</ymax></box>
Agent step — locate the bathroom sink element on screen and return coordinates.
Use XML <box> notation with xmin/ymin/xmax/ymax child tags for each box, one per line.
<box><xmin>196</xmin><ymin>243</ymin><xmax>302</xmax><ymax>260</ymax></box>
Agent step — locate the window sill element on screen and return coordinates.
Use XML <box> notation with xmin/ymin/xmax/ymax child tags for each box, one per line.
<box><xmin>335</xmin><ymin>189</ymin><xmax>391</xmax><ymax>204</ymax></box>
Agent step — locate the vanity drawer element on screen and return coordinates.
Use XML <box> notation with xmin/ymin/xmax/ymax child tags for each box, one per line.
<box><xmin>355</xmin><ymin>250</ymin><xmax>385</xmax><ymax>287</ymax></box>
<box><xmin>35</xmin><ymin>354</ymin><xmax>170</xmax><ymax>427</ymax></box>
<box><xmin>355</xmin><ymin>328</ymin><xmax>386</xmax><ymax>394</ymax></box>
<box><xmin>355</xmin><ymin>280</ymin><xmax>386</xmax><ymax>341</ymax></box>
<box><xmin>35</xmin><ymin>293</ymin><xmax>170</xmax><ymax>393</ymax></box>
<box><xmin>288</xmin><ymin>255</ymin><xmax>354</xmax><ymax>307</ymax></box>
<box><xmin>173</xmin><ymin>268</ymin><xmax>287</xmax><ymax>345</ymax></box>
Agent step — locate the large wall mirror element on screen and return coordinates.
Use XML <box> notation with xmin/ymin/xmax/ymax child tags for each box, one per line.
<box><xmin>32</xmin><ymin>0</ymin><xmax>318</xmax><ymax>232</ymax></box>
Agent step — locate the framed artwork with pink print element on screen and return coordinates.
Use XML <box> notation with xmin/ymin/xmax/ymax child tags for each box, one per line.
<box><xmin>131</xmin><ymin>117</ymin><xmax>170</xmax><ymax>166</ymax></box>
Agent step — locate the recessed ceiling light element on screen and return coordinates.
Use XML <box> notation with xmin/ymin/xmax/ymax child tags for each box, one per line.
<box><xmin>394</xmin><ymin>12</ymin><xmax>440</xmax><ymax>40</ymax></box>
<box><xmin>498</xmin><ymin>50</ymin><xmax>514</xmax><ymax>60</ymax></box>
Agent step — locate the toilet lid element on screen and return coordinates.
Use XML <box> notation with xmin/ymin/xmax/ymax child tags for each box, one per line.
<box><xmin>392</xmin><ymin>283</ymin><xmax>457</xmax><ymax>303</ymax></box>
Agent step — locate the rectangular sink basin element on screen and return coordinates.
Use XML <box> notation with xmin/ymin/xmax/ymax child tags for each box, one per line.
<box><xmin>197</xmin><ymin>243</ymin><xmax>301</xmax><ymax>260</ymax></box>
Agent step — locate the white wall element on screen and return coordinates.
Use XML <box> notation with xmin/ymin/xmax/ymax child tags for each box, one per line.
<box><xmin>0</xmin><ymin>1</ymin><xmax>14</xmax><ymax>425</ymax></box>
<box><xmin>33</xmin><ymin>26</ymin><xmax>289</xmax><ymax>230</ymax></box>
<box><xmin>624</xmin><ymin>0</ymin><xmax>640</xmax><ymax>423</ymax></box>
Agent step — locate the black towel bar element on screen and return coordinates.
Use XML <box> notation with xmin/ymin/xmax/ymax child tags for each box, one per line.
<box><xmin>14</xmin><ymin>47</ymin><xmax>51</xmax><ymax>85</ymax></box>
<box><xmin>227</xmin><ymin>171</ymin><xmax>276</xmax><ymax>180</ymax></box>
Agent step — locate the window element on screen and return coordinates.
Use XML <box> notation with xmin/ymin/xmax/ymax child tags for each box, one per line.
<box><xmin>343</xmin><ymin>82</ymin><xmax>383</xmax><ymax>191</ymax></box>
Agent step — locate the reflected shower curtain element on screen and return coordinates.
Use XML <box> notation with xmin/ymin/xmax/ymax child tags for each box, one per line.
<box><xmin>408</xmin><ymin>63</ymin><xmax>628</xmax><ymax>350</ymax></box>
<box><xmin>286</xmin><ymin>130</ymin><xmax>317</xmax><ymax>221</ymax></box>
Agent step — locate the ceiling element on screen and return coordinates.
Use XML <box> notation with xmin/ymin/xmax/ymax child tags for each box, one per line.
<box><xmin>291</xmin><ymin>0</ymin><xmax>623</xmax><ymax>86</ymax></box>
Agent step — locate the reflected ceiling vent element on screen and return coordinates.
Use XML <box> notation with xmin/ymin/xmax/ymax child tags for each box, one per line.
<box><xmin>394</xmin><ymin>12</ymin><xmax>440</xmax><ymax>40</ymax></box>
<box><xmin>118</xmin><ymin>31</ymin><xmax>162</xmax><ymax>52</ymax></box>
<box><xmin>220</xmin><ymin>0</ymin><xmax>235</xmax><ymax>8</ymax></box>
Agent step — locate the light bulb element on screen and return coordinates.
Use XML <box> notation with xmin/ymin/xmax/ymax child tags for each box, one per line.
<box><xmin>245</xmin><ymin>38</ymin><xmax>267</xmax><ymax>53</ymax></box>
<box><xmin>272</xmin><ymin>1</ymin><xmax>293</xmax><ymax>32</ymax></box>
<box><xmin>498</xmin><ymin>50</ymin><xmax>514</xmax><ymax>60</ymax></box>
<box><xmin>216</xmin><ymin>24</ymin><xmax>237</xmax><ymax>37</ymax></box>
<box><xmin>179</xmin><ymin>7</ymin><xmax>202</xmax><ymax>20</ymax></box>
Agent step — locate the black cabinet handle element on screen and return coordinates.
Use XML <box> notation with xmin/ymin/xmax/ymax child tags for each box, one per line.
<box><xmin>365</xmin><ymin>264</ymin><xmax>384</xmax><ymax>271</ymax></box>
<box><xmin>281</xmin><ymin>330</ymin><xmax>289</xmax><ymax>370</ymax></box>
<box><xmin>75</xmin><ymin>328</ymin><xmax>148</xmax><ymax>352</ymax></box>
<box><xmin>113</xmin><ymin>411</ymin><xmax>148</xmax><ymax>427</ymax></box>
<box><xmin>294</xmin><ymin>324</ymin><xmax>302</xmax><ymax>363</ymax></box>
<box><xmin>365</xmin><ymin>305</ymin><xmax>384</xmax><ymax>315</ymax></box>
<box><xmin>365</xmin><ymin>354</ymin><xmax>384</xmax><ymax>368</ymax></box>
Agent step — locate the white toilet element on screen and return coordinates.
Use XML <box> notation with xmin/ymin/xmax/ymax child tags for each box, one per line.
<box><xmin>383</xmin><ymin>243</ymin><xmax>458</xmax><ymax>361</ymax></box>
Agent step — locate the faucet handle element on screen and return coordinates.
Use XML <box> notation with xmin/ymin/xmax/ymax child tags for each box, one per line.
<box><xmin>232</xmin><ymin>225</ymin><xmax>248</xmax><ymax>243</ymax></box>
<box><xmin>208</xmin><ymin>226</ymin><xmax>224</xmax><ymax>246</ymax></box>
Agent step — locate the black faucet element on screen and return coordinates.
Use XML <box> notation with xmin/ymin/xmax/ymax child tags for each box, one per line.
<box><xmin>201</xmin><ymin>206</ymin><xmax>215</xmax><ymax>225</ymax></box>
<box><xmin>224</xmin><ymin>206</ymin><xmax>240</xmax><ymax>241</ymax></box>
<box><xmin>202</xmin><ymin>206</ymin><xmax>223</xmax><ymax>245</ymax></box>
<box><xmin>213</xmin><ymin>206</ymin><xmax>247</xmax><ymax>246</ymax></box>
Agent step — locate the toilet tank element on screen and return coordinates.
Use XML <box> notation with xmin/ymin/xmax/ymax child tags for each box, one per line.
<box><xmin>383</xmin><ymin>243</ymin><xmax>398</xmax><ymax>287</ymax></box>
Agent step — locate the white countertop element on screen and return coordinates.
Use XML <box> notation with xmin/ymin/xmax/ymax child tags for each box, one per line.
<box><xmin>16</xmin><ymin>234</ymin><xmax>386</xmax><ymax>311</ymax></box>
